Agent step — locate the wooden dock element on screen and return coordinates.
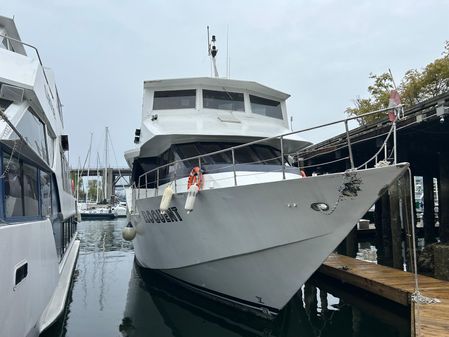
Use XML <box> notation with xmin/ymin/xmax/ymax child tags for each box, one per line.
<box><xmin>318</xmin><ymin>254</ymin><xmax>449</xmax><ymax>336</ymax></box>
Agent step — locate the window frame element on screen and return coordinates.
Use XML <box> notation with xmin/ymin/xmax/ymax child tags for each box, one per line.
<box><xmin>249</xmin><ymin>94</ymin><xmax>283</xmax><ymax>120</ymax></box>
<box><xmin>153</xmin><ymin>89</ymin><xmax>197</xmax><ymax>110</ymax></box>
<box><xmin>202</xmin><ymin>89</ymin><xmax>245</xmax><ymax>112</ymax></box>
<box><xmin>1</xmin><ymin>147</ymin><xmax>53</xmax><ymax>222</ymax></box>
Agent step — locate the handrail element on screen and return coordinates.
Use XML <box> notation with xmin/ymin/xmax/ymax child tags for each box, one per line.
<box><xmin>134</xmin><ymin>105</ymin><xmax>402</xmax><ymax>190</ymax></box>
<box><xmin>0</xmin><ymin>33</ymin><xmax>55</xmax><ymax>99</ymax></box>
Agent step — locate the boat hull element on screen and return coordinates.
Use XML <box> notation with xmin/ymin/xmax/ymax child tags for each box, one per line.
<box><xmin>0</xmin><ymin>220</ymin><xmax>79</xmax><ymax>336</ymax></box>
<box><xmin>80</xmin><ymin>212</ymin><xmax>116</xmax><ymax>221</ymax></box>
<box><xmin>131</xmin><ymin>164</ymin><xmax>407</xmax><ymax>312</ymax></box>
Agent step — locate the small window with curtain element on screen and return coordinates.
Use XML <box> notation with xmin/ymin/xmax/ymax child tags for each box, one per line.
<box><xmin>203</xmin><ymin>89</ymin><xmax>245</xmax><ymax>112</ymax></box>
<box><xmin>4</xmin><ymin>155</ymin><xmax>23</xmax><ymax>217</ymax></box>
<box><xmin>250</xmin><ymin>95</ymin><xmax>283</xmax><ymax>119</ymax></box>
<box><xmin>23</xmin><ymin>163</ymin><xmax>38</xmax><ymax>216</ymax></box>
<box><xmin>153</xmin><ymin>90</ymin><xmax>196</xmax><ymax>110</ymax></box>
<box><xmin>40</xmin><ymin>171</ymin><xmax>52</xmax><ymax>217</ymax></box>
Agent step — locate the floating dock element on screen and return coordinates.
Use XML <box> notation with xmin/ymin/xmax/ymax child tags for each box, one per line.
<box><xmin>318</xmin><ymin>254</ymin><xmax>449</xmax><ymax>337</ymax></box>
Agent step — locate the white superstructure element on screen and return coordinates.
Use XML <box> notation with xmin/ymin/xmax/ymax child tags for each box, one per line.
<box><xmin>0</xmin><ymin>16</ymin><xmax>79</xmax><ymax>336</ymax></box>
<box><xmin>125</xmin><ymin>40</ymin><xmax>407</xmax><ymax>316</ymax></box>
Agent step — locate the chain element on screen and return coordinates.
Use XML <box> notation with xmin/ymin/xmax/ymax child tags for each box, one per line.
<box><xmin>318</xmin><ymin>170</ymin><xmax>362</xmax><ymax>216</ymax></box>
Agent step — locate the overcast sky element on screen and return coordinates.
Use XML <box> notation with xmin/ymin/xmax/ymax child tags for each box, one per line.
<box><xmin>2</xmin><ymin>0</ymin><xmax>449</xmax><ymax>168</ymax></box>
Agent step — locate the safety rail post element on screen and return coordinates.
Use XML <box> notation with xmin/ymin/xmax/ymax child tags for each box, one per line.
<box><xmin>231</xmin><ymin>149</ymin><xmax>237</xmax><ymax>186</ymax></box>
<box><xmin>393</xmin><ymin>118</ymin><xmax>397</xmax><ymax>164</ymax></box>
<box><xmin>344</xmin><ymin>120</ymin><xmax>355</xmax><ymax>169</ymax></box>
<box><xmin>173</xmin><ymin>163</ymin><xmax>177</xmax><ymax>193</ymax></box>
<box><xmin>138</xmin><ymin>177</ymin><xmax>141</xmax><ymax>199</ymax></box>
<box><xmin>156</xmin><ymin>169</ymin><xmax>160</xmax><ymax>197</ymax></box>
<box><xmin>145</xmin><ymin>174</ymin><xmax>148</xmax><ymax>198</ymax></box>
<box><xmin>280</xmin><ymin>136</ymin><xmax>286</xmax><ymax>179</ymax></box>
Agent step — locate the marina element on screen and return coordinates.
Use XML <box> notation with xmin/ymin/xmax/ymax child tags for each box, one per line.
<box><xmin>1</xmin><ymin>3</ymin><xmax>449</xmax><ymax>337</ymax></box>
<box><xmin>42</xmin><ymin>218</ymin><xmax>411</xmax><ymax>337</ymax></box>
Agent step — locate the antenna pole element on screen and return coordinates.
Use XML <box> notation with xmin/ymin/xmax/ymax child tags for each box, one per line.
<box><xmin>207</xmin><ymin>27</ymin><xmax>219</xmax><ymax>78</ymax></box>
<box><xmin>226</xmin><ymin>25</ymin><xmax>229</xmax><ymax>78</ymax></box>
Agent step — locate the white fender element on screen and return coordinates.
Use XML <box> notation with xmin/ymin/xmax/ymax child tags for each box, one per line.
<box><xmin>122</xmin><ymin>222</ymin><xmax>136</xmax><ymax>241</ymax></box>
<box><xmin>184</xmin><ymin>185</ymin><xmax>199</xmax><ymax>213</ymax></box>
<box><xmin>160</xmin><ymin>185</ymin><xmax>174</xmax><ymax>213</ymax></box>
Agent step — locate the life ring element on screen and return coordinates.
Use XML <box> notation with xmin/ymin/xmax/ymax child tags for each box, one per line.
<box><xmin>300</xmin><ymin>170</ymin><xmax>307</xmax><ymax>178</ymax></box>
<box><xmin>187</xmin><ymin>166</ymin><xmax>203</xmax><ymax>190</ymax></box>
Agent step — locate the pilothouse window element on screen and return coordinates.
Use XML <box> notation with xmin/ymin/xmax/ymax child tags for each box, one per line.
<box><xmin>153</xmin><ymin>90</ymin><xmax>196</xmax><ymax>110</ymax></box>
<box><xmin>250</xmin><ymin>95</ymin><xmax>283</xmax><ymax>119</ymax></box>
<box><xmin>203</xmin><ymin>90</ymin><xmax>244</xmax><ymax>112</ymax></box>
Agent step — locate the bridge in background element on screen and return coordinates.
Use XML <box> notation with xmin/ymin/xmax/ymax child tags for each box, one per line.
<box><xmin>70</xmin><ymin>167</ymin><xmax>132</xmax><ymax>202</ymax></box>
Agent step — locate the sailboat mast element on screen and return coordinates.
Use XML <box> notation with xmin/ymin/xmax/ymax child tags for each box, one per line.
<box><xmin>104</xmin><ymin>127</ymin><xmax>109</xmax><ymax>202</ymax></box>
<box><xmin>86</xmin><ymin>132</ymin><xmax>93</xmax><ymax>203</ymax></box>
<box><xmin>96</xmin><ymin>152</ymin><xmax>100</xmax><ymax>204</ymax></box>
<box><xmin>76</xmin><ymin>156</ymin><xmax>81</xmax><ymax>203</ymax></box>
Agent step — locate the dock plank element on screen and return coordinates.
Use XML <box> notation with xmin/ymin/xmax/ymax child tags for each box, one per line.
<box><xmin>319</xmin><ymin>253</ymin><xmax>449</xmax><ymax>337</ymax></box>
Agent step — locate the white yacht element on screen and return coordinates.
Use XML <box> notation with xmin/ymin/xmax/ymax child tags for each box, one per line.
<box><xmin>125</xmin><ymin>37</ymin><xmax>407</xmax><ymax>316</ymax></box>
<box><xmin>0</xmin><ymin>16</ymin><xmax>79</xmax><ymax>336</ymax></box>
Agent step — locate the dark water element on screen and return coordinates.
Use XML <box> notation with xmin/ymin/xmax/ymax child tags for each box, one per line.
<box><xmin>42</xmin><ymin>219</ymin><xmax>410</xmax><ymax>337</ymax></box>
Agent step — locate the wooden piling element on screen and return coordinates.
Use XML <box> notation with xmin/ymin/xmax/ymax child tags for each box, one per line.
<box><xmin>438</xmin><ymin>152</ymin><xmax>449</xmax><ymax>243</ymax></box>
<box><xmin>423</xmin><ymin>175</ymin><xmax>436</xmax><ymax>244</ymax></box>
<box><xmin>389</xmin><ymin>181</ymin><xmax>403</xmax><ymax>269</ymax></box>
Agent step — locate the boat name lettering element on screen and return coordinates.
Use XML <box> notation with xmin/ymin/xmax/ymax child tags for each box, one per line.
<box><xmin>142</xmin><ymin>207</ymin><xmax>183</xmax><ymax>223</ymax></box>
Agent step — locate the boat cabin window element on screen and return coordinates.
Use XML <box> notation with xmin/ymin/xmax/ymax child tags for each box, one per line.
<box><xmin>0</xmin><ymin>97</ymin><xmax>12</xmax><ymax>111</ymax></box>
<box><xmin>40</xmin><ymin>171</ymin><xmax>52</xmax><ymax>217</ymax></box>
<box><xmin>250</xmin><ymin>95</ymin><xmax>283</xmax><ymax>119</ymax></box>
<box><xmin>23</xmin><ymin>163</ymin><xmax>39</xmax><ymax>216</ymax></box>
<box><xmin>2</xmin><ymin>150</ymin><xmax>56</xmax><ymax>220</ymax></box>
<box><xmin>203</xmin><ymin>90</ymin><xmax>244</xmax><ymax>112</ymax></box>
<box><xmin>174</xmin><ymin>142</ymin><xmax>282</xmax><ymax>166</ymax></box>
<box><xmin>15</xmin><ymin>107</ymin><xmax>49</xmax><ymax>164</ymax></box>
<box><xmin>153</xmin><ymin>89</ymin><xmax>196</xmax><ymax>110</ymax></box>
<box><xmin>4</xmin><ymin>155</ymin><xmax>23</xmax><ymax>217</ymax></box>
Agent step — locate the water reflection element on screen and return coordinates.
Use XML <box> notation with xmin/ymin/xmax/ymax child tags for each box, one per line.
<box><xmin>121</xmin><ymin>262</ymin><xmax>410</xmax><ymax>337</ymax></box>
<box><xmin>42</xmin><ymin>219</ymin><xmax>410</xmax><ymax>337</ymax></box>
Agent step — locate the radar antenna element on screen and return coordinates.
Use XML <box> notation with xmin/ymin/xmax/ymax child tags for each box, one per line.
<box><xmin>207</xmin><ymin>26</ymin><xmax>219</xmax><ymax>78</ymax></box>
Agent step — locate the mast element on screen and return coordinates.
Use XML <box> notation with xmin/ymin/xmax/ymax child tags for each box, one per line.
<box><xmin>85</xmin><ymin>132</ymin><xmax>93</xmax><ymax>203</ymax></box>
<box><xmin>76</xmin><ymin>156</ymin><xmax>81</xmax><ymax>203</ymax></box>
<box><xmin>104</xmin><ymin>127</ymin><xmax>109</xmax><ymax>202</ymax></box>
<box><xmin>96</xmin><ymin>152</ymin><xmax>100</xmax><ymax>204</ymax></box>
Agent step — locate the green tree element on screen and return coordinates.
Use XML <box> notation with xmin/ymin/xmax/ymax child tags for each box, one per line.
<box><xmin>87</xmin><ymin>179</ymin><xmax>102</xmax><ymax>202</ymax></box>
<box><xmin>347</xmin><ymin>41</ymin><xmax>449</xmax><ymax>124</ymax></box>
<box><xmin>346</xmin><ymin>72</ymin><xmax>394</xmax><ymax>125</ymax></box>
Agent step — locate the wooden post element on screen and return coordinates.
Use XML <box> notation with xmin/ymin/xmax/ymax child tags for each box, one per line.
<box><xmin>374</xmin><ymin>198</ymin><xmax>385</xmax><ymax>264</ymax></box>
<box><xmin>401</xmin><ymin>171</ymin><xmax>415</xmax><ymax>273</ymax></box>
<box><xmin>389</xmin><ymin>181</ymin><xmax>403</xmax><ymax>269</ymax></box>
<box><xmin>381</xmin><ymin>192</ymin><xmax>393</xmax><ymax>267</ymax></box>
<box><xmin>439</xmin><ymin>153</ymin><xmax>449</xmax><ymax>243</ymax></box>
<box><xmin>423</xmin><ymin>175</ymin><xmax>436</xmax><ymax>244</ymax></box>
<box><xmin>345</xmin><ymin>226</ymin><xmax>358</xmax><ymax>258</ymax></box>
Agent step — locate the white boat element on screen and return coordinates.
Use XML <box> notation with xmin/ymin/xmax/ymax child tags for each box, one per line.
<box><xmin>124</xmin><ymin>36</ymin><xmax>407</xmax><ymax>316</ymax></box>
<box><xmin>112</xmin><ymin>203</ymin><xmax>127</xmax><ymax>217</ymax></box>
<box><xmin>0</xmin><ymin>16</ymin><xmax>79</xmax><ymax>336</ymax></box>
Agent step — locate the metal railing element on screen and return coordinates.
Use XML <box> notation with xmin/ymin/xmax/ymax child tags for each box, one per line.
<box><xmin>133</xmin><ymin>105</ymin><xmax>402</xmax><ymax>200</ymax></box>
<box><xmin>0</xmin><ymin>33</ymin><xmax>55</xmax><ymax>100</ymax></box>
